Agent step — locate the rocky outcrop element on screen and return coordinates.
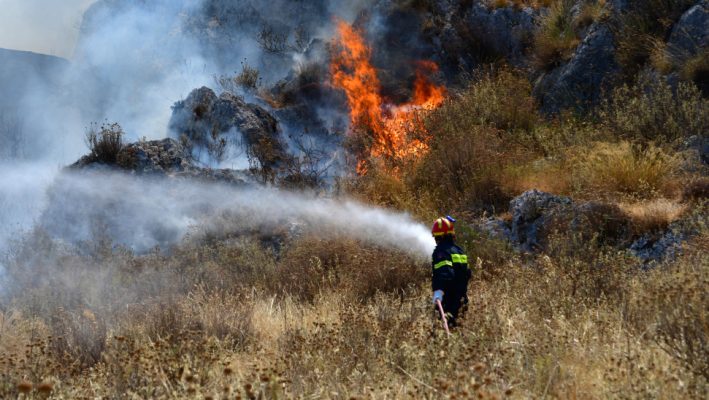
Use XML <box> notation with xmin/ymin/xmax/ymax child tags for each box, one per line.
<box><xmin>534</xmin><ymin>22</ymin><xmax>620</xmax><ymax>114</ymax></box>
<box><xmin>118</xmin><ymin>138</ymin><xmax>192</xmax><ymax>173</ymax></box>
<box><xmin>478</xmin><ymin>189</ymin><xmax>701</xmax><ymax>264</ymax></box>
<box><xmin>71</xmin><ymin>138</ymin><xmax>255</xmax><ymax>185</ymax></box>
<box><xmin>480</xmin><ymin>190</ymin><xmax>632</xmax><ymax>248</ymax></box>
<box><xmin>465</xmin><ymin>4</ymin><xmax>538</xmax><ymax>67</ymax></box>
<box><xmin>630</xmin><ymin>229</ymin><xmax>685</xmax><ymax>265</ymax></box>
<box><xmin>665</xmin><ymin>1</ymin><xmax>709</xmax><ymax>94</ymax></box>
<box><xmin>423</xmin><ymin>2</ymin><xmax>542</xmax><ymax>73</ymax></box>
<box><xmin>667</xmin><ymin>1</ymin><xmax>709</xmax><ymax>56</ymax></box>
<box><xmin>169</xmin><ymin>87</ymin><xmax>288</xmax><ymax>171</ymax></box>
<box><xmin>508</xmin><ymin>190</ymin><xmax>573</xmax><ymax>251</ymax></box>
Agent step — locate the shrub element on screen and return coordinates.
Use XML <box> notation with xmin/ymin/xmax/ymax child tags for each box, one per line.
<box><xmin>275</xmin><ymin>236</ymin><xmax>427</xmax><ymax>302</ymax></box>
<box><xmin>571</xmin><ymin>141</ymin><xmax>678</xmax><ymax>197</ymax></box>
<box><xmin>405</xmin><ymin>70</ymin><xmax>541</xmax><ymax>212</ymax></box>
<box><xmin>501</xmin><ymin>157</ymin><xmax>574</xmax><ymax>196</ymax></box>
<box><xmin>627</xmin><ymin>250</ymin><xmax>709</xmax><ymax>382</ymax></box>
<box><xmin>84</xmin><ymin>122</ymin><xmax>125</xmax><ymax>164</ymax></box>
<box><xmin>216</xmin><ymin>60</ymin><xmax>261</xmax><ymax>94</ymax></box>
<box><xmin>573</xmin><ymin>0</ymin><xmax>608</xmax><ymax>32</ymax></box>
<box><xmin>600</xmin><ymin>75</ymin><xmax>709</xmax><ymax>143</ymax></box>
<box><xmin>455</xmin><ymin>69</ymin><xmax>540</xmax><ymax>133</ymax></box>
<box><xmin>411</xmin><ymin>123</ymin><xmax>527</xmax><ymax>212</ymax></box>
<box><xmin>615</xmin><ymin>0</ymin><xmax>697</xmax><ymax>77</ymax></box>
<box><xmin>680</xmin><ymin>49</ymin><xmax>709</xmax><ymax>96</ymax></box>
<box><xmin>532</xmin><ymin>0</ymin><xmax>580</xmax><ymax>71</ymax></box>
<box><xmin>682</xmin><ymin>177</ymin><xmax>709</xmax><ymax>202</ymax></box>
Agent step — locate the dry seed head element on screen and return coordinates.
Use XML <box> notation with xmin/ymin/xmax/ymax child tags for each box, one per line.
<box><xmin>37</xmin><ymin>381</ymin><xmax>54</xmax><ymax>394</ymax></box>
<box><xmin>17</xmin><ymin>380</ymin><xmax>33</xmax><ymax>393</ymax></box>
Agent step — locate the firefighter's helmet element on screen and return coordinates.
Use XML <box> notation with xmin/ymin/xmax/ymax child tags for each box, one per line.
<box><xmin>432</xmin><ymin>217</ymin><xmax>455</xmax><ymax>237</ymax></box>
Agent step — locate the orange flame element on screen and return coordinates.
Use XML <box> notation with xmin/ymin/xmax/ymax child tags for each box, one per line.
<box><xmin>330</xmin><ymin>20</ymin><xmax>446</xmax><ymax>174</ymax></box>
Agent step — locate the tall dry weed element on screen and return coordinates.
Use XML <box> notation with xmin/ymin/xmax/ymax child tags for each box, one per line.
<box><xmin>571</xmin><ymin>141</ymin><xmax>678</xmax><ymax>197</ymax></box>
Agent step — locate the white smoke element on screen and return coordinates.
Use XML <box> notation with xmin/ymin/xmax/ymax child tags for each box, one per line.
<box><xmin>0</xmin><ymin>0</ymin><xmax>437</xmax><ymax>294</ymax></box>
<box><xmin>40</xmin><ymin>171</ymin><xmax>435</xmax><ymax>259</ymax></box>
<box><xmin>0</xmin><ymin>162</ymin><xmax>59</xmax><ymax>251</ymax></box>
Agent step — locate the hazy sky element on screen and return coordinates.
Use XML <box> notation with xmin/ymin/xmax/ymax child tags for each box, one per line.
<box><xmin>0</xmin><ymin>0</ymin><xmax>96</xmax><ymax>58</ymax></box>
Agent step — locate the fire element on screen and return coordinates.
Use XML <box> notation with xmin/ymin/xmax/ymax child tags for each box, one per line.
<box><xmin>330</xmin><ymin>20</ymin><xmax>446</xmax><ymax>174</ymax></box>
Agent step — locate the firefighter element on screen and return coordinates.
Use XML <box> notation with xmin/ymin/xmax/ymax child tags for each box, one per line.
<box><xmin>431</xmin><ymin>216</ymin><xmax>470</xmax><ymax>327</ymax></box>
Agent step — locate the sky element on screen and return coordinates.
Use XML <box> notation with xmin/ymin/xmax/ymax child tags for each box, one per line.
<box><xmin>0</xmin><ymin>0</ymin><xmax>96</xmax><ymax>58</ymax></box>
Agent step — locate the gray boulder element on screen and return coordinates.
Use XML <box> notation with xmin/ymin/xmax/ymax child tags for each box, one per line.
<box><xmin>667</xmin><ymin>1</ymin><xmax>709</xmax><ymax>56</ymax></box>
<box><xmin>630</xmin><ymin>229</ymin><xmax>685</xmax><ymax>266</ymax></box>
<box><xmin>71</xmin><ymin>137</ymin><xmax>254</xmax><ymax>185</ymax></box>
<box><xmin>665</xmin><ymin>1</ymin><xmax>709</xmax><ymax>93</ymax></box>
<box><xmin>534</xmin><ymin>22</ymin><xmax>620</xmax><ymax>114</ymax></box>
<box><xmin>465</xmin><ymin>4</ymin><xmax>538</xmax><ymax>66</ymax></box>
<box><xmin>118</xmin><ymin>138</ymin><xmax>192</xmax><ymax>174</ymax></box>
<box><xmin>479</xmin><ymin>217</ymin><xmax>512</xmax><ymax>241</ymax></box>
<box><xmin>509</xmin><ymin>190</ymin><xmax>573</xmax><ymax>251</ymax></box>
<box><xmin>169</xmin><ymin>87</ymin><xmax>288</xmax><ymax>171</ymax></box>
<box><xmin>489</xmin><ymin>190</ymin><xmax>630</xmax><ymax>252</ymax></box>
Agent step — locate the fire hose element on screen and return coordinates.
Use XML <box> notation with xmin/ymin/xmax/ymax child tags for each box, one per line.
<box><xmin>435</xmin><ymin>299</ymin><xmax>451</xmax><ymax>337</ymax></box>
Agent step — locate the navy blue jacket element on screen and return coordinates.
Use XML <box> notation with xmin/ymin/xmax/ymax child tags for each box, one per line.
<box><xmin>431</xmin><ymin>237</ymin><xmax>470</xmax><ymax>292</ymax></box>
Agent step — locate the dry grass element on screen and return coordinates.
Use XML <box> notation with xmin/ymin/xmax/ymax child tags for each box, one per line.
<box><xmin>573</xmin><ymin>0</ymin><xmax>608</xmax><ymax>32</ymax></box>
<box><xmin>680</xmin><ymin>49</ymin><xmax>709</xmax><ymax>94</ymax></box>
<box><xmin>620</xmin><ymin>198</ymin><xmax>688</xmax><ymax>234</ymax></box>
<box><xmin>487</xmin><ymin>0</ymin><xmax>554</xmax><ymax>9</ymax></box>
<box><xmin>571</xmin><ymin>141</ymin><xmax>679</xmax><ymax>198</ymax></box>
<box><xmin>532</xmin><ymin>0</ymin><xmax>580</xmax><ymax>71</ymax></box>
<box><xmin>1</xmin><ymin>227</ymin><xmax>706</xmax><ymax>398</ymax></box>
<box><xmin>501</xmin><ymin>158</ymin><xmax>574</xmax><ymax>196</ymax></box>
<box><xmin>615</xmin><ymin>0</ymin><xmax>697</xmax><ymax>79</ymax></box>
<box><xmin>3</xmin><ymin>27</ymin><xmax>708</xmax><ymax>398</ymax></box>
<box><xmin>599</xmin><ymin>73</ymin><xmax>709</xmax><ymax>142</ymax></box>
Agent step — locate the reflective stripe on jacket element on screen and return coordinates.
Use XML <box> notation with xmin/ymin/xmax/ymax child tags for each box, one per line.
<box><xmin>431</xmin><ymin>238</ymin><xmax>469</xmax><ymax>292</ymax></box>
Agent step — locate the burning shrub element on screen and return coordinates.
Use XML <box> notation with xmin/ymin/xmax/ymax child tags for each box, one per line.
<box><xmin>407</xmin><ymin>70</ymin><xmax>540</xmax><ymax>212</ymax></box>
<box><xmin>84</xmin><ymin>122</ymin><xmax>125</xmax><ymax>165</ymax></box>
<box><xmin>330</xmin><ymin>20</ymin><xmax>446</xmax><ymax>173</ymax></box>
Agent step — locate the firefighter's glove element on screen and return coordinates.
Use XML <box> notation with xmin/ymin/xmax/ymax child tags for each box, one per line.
<box><xmin>432</xmin><ymin>290</ymin><xmax>444</xmax><ymax>304</ymax></box>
